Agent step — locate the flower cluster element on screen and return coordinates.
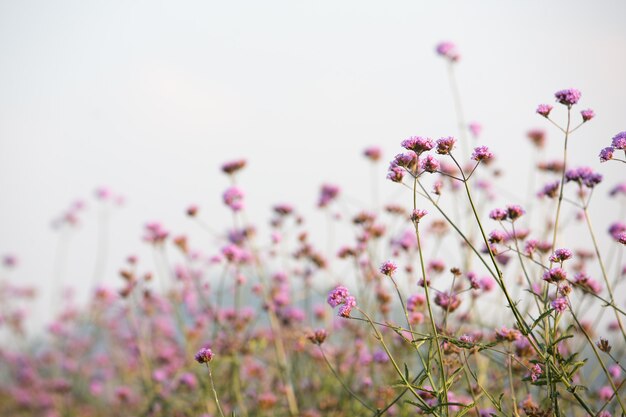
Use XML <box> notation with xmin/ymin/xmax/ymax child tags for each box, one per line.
<box><xmin>554</xmin><ymin>88</ymin><xmax>581</xmax><ymax>106</ymax></box>
<box><xmin>327</xmin><ymin>285</ymin><xmax>357</xmax><ymax>317</ymax></box>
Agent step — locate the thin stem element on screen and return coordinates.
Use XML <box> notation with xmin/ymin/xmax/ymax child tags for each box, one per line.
<box><xmin>206</xmin><ymin>364</ymin><xmax>226</xmax><ymax>417</ymax></box>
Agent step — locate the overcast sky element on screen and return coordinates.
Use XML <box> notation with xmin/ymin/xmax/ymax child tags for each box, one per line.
<box><xmin>1</xmin><ymin>0</ymin><xmax>625</xmax><ymax>324</ymax></box>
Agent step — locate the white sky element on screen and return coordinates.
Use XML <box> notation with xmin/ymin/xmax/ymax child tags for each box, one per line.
<box><xmin>1</xmin><ymin>0</ymin><xmax>625</xmax><ymax>322</ymax></box>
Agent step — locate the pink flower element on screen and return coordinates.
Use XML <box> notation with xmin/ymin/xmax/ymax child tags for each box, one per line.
<box><xmin>471</xmin><ymin>146</ymin><xmax>494</xmax><ymax>162</ymax></box>
<box><xmin>435</xmin><ymin>41</ymin><xmax>460</xmax><ymax>62</ymax></box>
<box><xmin>379</xmin><ymin>260</ymin><xmax>397</xmax><ymax>277</ymax></box>
<box><xmin>363</xmin><ymin>146</ymin><xmax>382</xmax><ymax>161</ymax></box>
<box><xmin>554</xmin><ymin>88</ymin><xmax>581</xmax><ymax>106</ymax></box>
<box><xmin>536</xmin><ymin>104</ymin><xmax>553</xmax><ymax>117</ymax></box>
<box><xmin>581</xmin><ymin>108</ymin><xmax>595</xmax><ymax>122</ymax></box>
<box><xmin>195</xmin><ymin>347</ymin><xmax>214</xmax><ymax>363</ymax></box>
<box><xmin>223</xmin><ymin>186</ymin><xmax>244</xmax><ymax>212</ymax></box>
<box><xmin>436</xmin><ymin>137</ymin><xmax>456</xmax><ymax>155</ymax></box>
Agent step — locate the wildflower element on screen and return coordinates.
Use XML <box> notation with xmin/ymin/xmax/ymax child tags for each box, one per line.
<box><xmin>530</xmin><ymin>364</ymin><xmax>543</xmax><ymax>382</ymax></box>
<box><xmin>536</xmin><ymin>104</ymin><xmax>553</xmax><ymax>117</ymax></box>
<box><xmin>527</xmin><ymin>129</ymin><xmax>546</xmax><ymax>148</ymax></box>
<box><xmin>306</xmin><ymin>329</ymin><xmax>328</xmax><ymax>345</ymax></box>
<box><xmin>434</xmin><ymin>292</ymin><xmax>461</xmax><ymax>312</ymax></box>
<box><xmin>488</xmin><ymin>230</ymin><xmax>505</xmax><ymax>244</ymax></box>
<box><xmin>223</xmin><ymin>186</ymin><xmax>244</xmax><ymax>212</ymax></box>
<box><xmin>327</xmin><ymin>285</ymin><xmax>349</xmax><ymax>308</ymax></box>
<box><xmin>611</xmin><ymin>131</ymin><xmax>626</xmax><ymax>149</ymax></box>
<box><xmin>338</xmin><ymin>296</ymin><xmax>356</xmax><ymax>317</ymax></box>
<box><xmin>401</xmin><ymin>136</ymin><xmax>434</xmax><ymax>154</ymax></box>
<box><xmin>489</xmin><ymin>208</ymin><xmax>507</xmax><ymax>221</ymax></box>
<box><xmin>469</xmin><ymin>122</ymin><xmax>482</xmax><ymax>137</ymax></box>
<box><xmin>543</xmin><ymin>267</ymin><xmax>567</xmax><ymax>283</ymax></box>
<box><xmin>600</xmin><ymin>147</ymin><xmax>615</xmax><ymax>162</ymax></box>
<box><xmin>554</xmin><ymin>88</ymin><xmax>581</xmax><ymax>107</ymax></box>
<box><xmin>392</xmin><ymin>151</ymin><xmax>418</xmax><ymax>170</ymax></box>
<box><xmin>435</xmin><ymin>41</ymin><xmax>460</xmax><ymax>61</ymax></box>
<box><xmin>581</xmin><ymin>108</ymin><xmax>595</xmax><ymax>122</ymax></box>
<box><xmin>495</xmin><ymin>326</ymin><xmax>522</xmax><ymax>341</ymax></box>
<box><xmin>420</xmin><ymin>154</ymin><xmax>440</xmax><ymax>173</ymax></box>
<box><xmin>551</xmin><ymin>297</ymin><xmax>568</xmax><ymax>313</ymax></box>
<box><xmin>387</xmin><ymin>166</ymin><xmax>405</xmax><ymax>183</ymax></box>
<box><xmin>565</xmin><ymin>166</ymin><xmax>602</xmax><ymax>188</ymax></box>
<box><xmin>436</xmin><ymin>137</ymin><xmax>456</xmax><ymax>155</ymax></box>
<box><xmin>363</xmin><ymin>146</ymin><xmax>382</xmax><ymax>161</ymax></box>
<box><xmin>194</xmin><ymin>347</ymin><xmax>214</xmax><ymax>364</ymax></box>
<box><xmin>471</xmin><ymin>146</ymin><xmax>494</xmax><ymax>162</ymax></box>
<box><xmin>598</xmin><ymin>386</ymin><xmax>614</xmax><ymax>401</ymax></box>
<box><xmin>379</xmin><ymin>260</ymin><xmax>397</xmax><ymax>277</ymax></box>
<box><xmin>609</xmin><ymin>222</ymin><xmax>626</xmax><ymax>240</ymax></box>
<box><xmin>618</xmin><ymin>232</ymin><xmax>626</xmax><ymax>245</ymax></box>
<box><xmin>144</xmin><ymin>222</ymin><xmax>169</xmax><ymax>244</ymax></box>
<box><xmin>406</xmin><ymin>294</ymin><xmax>425</xmax><ymax>312</ymax></box>
<box><xmin>317</xmin><ymin>184</ymin><xmax>340</xmax><ymax>208</ymax></box>
<box><xmin>549</xmin><ymin>248</ymin><xmax>573</xmax><ymax>263</ymax></box>
<box><xmin>221</xmin><ymin>159</ymin><xmax>247</xmax><ymax>174</ymax></box>
<box><xmin>506</xmin><ymin>204</ymin><xmax>525</xmax><ymax>221</ymax></box>
<box><xmin>186</xmin><ymin>204</ymin><xmax>198</xmax><ymax>217</ymax></box>
<box><xmin>573</xmin><ymin>272</ymin><xmax>601</xmax><ymax>294</ymax></box>
<box><xmin>537</xmin><ymin>181</ymin><xmax>560</xmax><ymax>198</ymax></box>
<box><xmin>410</xmin><ymin>209</ymin><xmax>428</xmax><ymax>223</ymax></box>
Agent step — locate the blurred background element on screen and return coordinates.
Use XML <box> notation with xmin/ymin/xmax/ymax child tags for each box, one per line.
<box><xmin>1</xmin><ymin>0</ymin><xmax>625</xmax><ymax>328</ymax></box>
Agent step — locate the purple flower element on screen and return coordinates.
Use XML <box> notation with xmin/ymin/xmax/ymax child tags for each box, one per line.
<box><xmin>318</xmin><ymin>184</ymin><xmax>340</xmax><ymax>208</ymax></box>
<box><xmin>488</xmin><ymin>230</ymin><xmax>506</xmax><ymax>244</ymax></box>
<box><xmin>600</xmin><ymin>147</ymin><xmax>615</xmax><ymax>162</ymax></box>
<box><xmin>536</xmin><ymin>104</ymin><xmax>553</xmax><ymax>117</ymax></box>
<box><xmin>554</xmin><ymin>88</ymin><xmax>581</xmax><ymax>106</ymax></box>
<box><xmin>581</xmin><ymin>108</ymin><xmax>595</xmax><ymax>122</ymax></box>
<box><xmin>549</xmin><ymin>248</ymin><xmax>573</xmax><ymax>263</ymax></box>
<box><xmin>410</xmin><ymin>209</ymin><xmax>428</xmax><ymax>223</ymax></box>
<box><xmin>469</xmin><ymin>122</ymin><xmax>482</xmax><ymax>137</ymax></box>
<box><xmin>392</xmin><ymin>151</ymin><xmax>418</xmax><ymax>169</ymax></box>
<box><xmin>537</xmin><ymin>181</ymin><xmax>560</xmax><ymax>198</ymax></box>
<box><xmin>573</xmin><ymin>272</ymin><xmax>601</xmax><ymax>294</ymax></box>
<box><xmin>407</xmin><ymin>294</ymin><xmax>425</xmax><ymax>312</ymax></box>
<box><xmin>530</xmin><ymin>364</ymin><xmax>543</xmax><ymax>382</ymax></box>
<box><xmin>387</xmin><ymin>166</ymin><xmax>405</xmax><ymax>183</ymax></box>
<box><xmin>223</xmin><ymin>186</ymin><xmax>245</xmax><ymax>212</ymax></box>
<box><xmin>551</xmin><ymin>297</ymin><xmax>568</xmax><ymax>313</ymax></box>
<box><xmin>489</xmin><ymin>208</ymin><xmax>507</xmax><ymax>221</ymax></box>
<box><xmin>436</xmin><ymin>137</ymin><xmax>456</xmax><ymax>155</ymax></box>
<box><xmin>609</xmin><ymin>222</ymin><xmax>626</xmax><ymax>240</ymax></box>
<box><xmin>363</xmin><ymin>146</ymin><xmax>382</xmax><ymax>161</ymax></box>
<box><xmin>194</xmin><ymin>347</ymin><xmax>214</xmax><ymax>364</ymax></box>
<box><xmin>471</xmin><ymin>146</ymin><xmax>494</xmax><ymax>162</ymax></box>
<box><xmin>338</xmin><ymin>296</ymin><xmax>357</xmax><ymax>317</ymax></box>
<box><xmin>327</xmin><ymin>285</ymin><xmax>350</xmax><ymax>308</ymax></box>
<box><xmin>612</xmin><ymin>131</ymin><xmax>626</xmax><ymax>150</ymax></box>
<box><xmin>543</xmin><ymin>267</ymin><xmax>567</xmax><ymax>283</ymax></box>
<box><xmin>618</xmin><ymin>232</ymin><xmax>626</xmax><ymax>245</ymax></box>
<box><xmin>420</xmin><ymin>155</ymin><xmax>440</xmax><ymax>173</ymax></box>
<box><xmin>401</xmin><ymin>136</ymin><xmax>434</xmax><ymax>154</ymax></box>
<box><xmin>434</xmin><ymin>292</ymin><xmax>461</xmax><ymax>312</ymax></box>
<box><xmin>506</xmin><ymin>205</ymin><xmax>525</xmax><ymax>221</ymax></box>
<box><xmin>565</xmin><ymin>166</ymin><xmax>602</xmax><ymax>188</ymax></box>
<box><xmin>609</xmin><ymin>182</ymin><xmax>626</xmax><ymax>197</ymax></box>
<box><xmin>495</xmin><ymin>326</ymin><xmax>521</xmax><ymax>341</ymax></box>
<box><xmin>435</xmin><ymin>41</ymin><xmax>460</xmax><ymax>62</ymax></box>
<box><xmin>527</xmin><ymin>129</ymin><xmax>546</xmax><ymax>148</ymax></box>
<box><xmin>379</xmin><ymin>260</ymin><xmax>397</xmax><ymax>276</ymax></box>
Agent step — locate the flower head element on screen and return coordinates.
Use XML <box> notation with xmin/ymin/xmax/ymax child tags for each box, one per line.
<box><xmin>506</xmin><ymin>204</ymin><xmax>525</xmax><ymax>221</ymax></box>
<box><xmin>599</xmin><ymin>147</ymin><xmax>615</xmax><ymax>163</ymax></box>
<box><xmin>420</xmin><ymin>155</ymin><xmax>440</xmax><ymax>173</ymax></box>
<box><xmin>410</xmin><ymin>209</ymin><xmax>428</xmax><ymax>223</ymax></box>
<box><xmin>401</xmin><ymin>136</ymin><xmax>434</xmax><ymax>154</ymax></box>
<box><xmin>223</xmin><ymin>187</ymin><xmax>245</xmax><ymax>212</ymax></box>
<box><xmin>338</xmin><ymin>296</ymin><xmax>357</xmax><ymax>317</ymax></box>
<box><xmin>565</xmin><ymin>166</ymin><xmax>602</xmax><ymax>188</ymax></box>
<box><xmin>306</xmin><ymin>329</ymin><xmax>328</xmax><ymax>345</ymax></box>
<box><xmin>581</xmin><ymin>108</ymin><xmax>595</xmax><ymax>122</ymax></box>
<box><xmin>551</xmin><ymin>297</ymin><xmax>568</xmax><ymax>313</ymax></box>
<box><xmin>221</xmin><ymin>159</ymin><xmax>247</xmax><ymax>175</ymax></box>
<box><xmin>543</xmin><ymin>267</ymin><xmax>567</xmax><ymax>283</ymax></box>
<box><xmin>327</xmin><ymin>285</ymin><xmax>350</xmax><ymax>308</ymax></box>
<box><xmin>471</xmin><ymin>146</ymin><xmax>494</xmax><ymax>162</ymax></box>
<box><xmin>549</xmin><ymin>248</ymin><xmax>573</xmax><ymax>263</ymax></box>
<box><xmin>387</xmin><ymin>166</ymin><xmax>405</xmax><ymax>183</ymax></box>
<box><xmin>379</xmin><ymin>260</ymin><xmax>397</xmax><ymax>277</ymax></box>
<box><xmin>435</xmin><ymin>41</ymin><xmax>460</xmax><ymax>62</ymax></box>
<box><xmin>554</xmin><ymin>88</ymin><xmax>581</xmax><ymax>107</ymax></box>
<box><xmin>195</xmin><ymin>347</ymin><xmax>214</xmax><ymax>364</ymax></box>
<box><xmin>489</xmin><ymin>208</ymin><xmax>507</xmax><ymax>221</ymax></box>
<box><xmin>363</xmin><ymin>146</ymin><xmax>382</xmax><ymax>162</ymax></box>
<box><xmin>318</xmin><ymin>184</ymin><xmax>340</xmax><ymax>208</ymax></box>
<box><xmin>527</xmin><ymin>129</ymin><xmax>546</xmax><ymax>148</ymax></box>
<box><xmin>612</xmin><ymin>131</ymin><xmax>626</xmax><ymax>150</ymax></box>
<box><xmin>536</xmin><ymin>104</ymin><xmax>553</xmax><ymax>117</ymax></box>
<box><xmin>436</xmin><ymin>137</ymin><xmax>456</xmax><ymax>155</ymax></box>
